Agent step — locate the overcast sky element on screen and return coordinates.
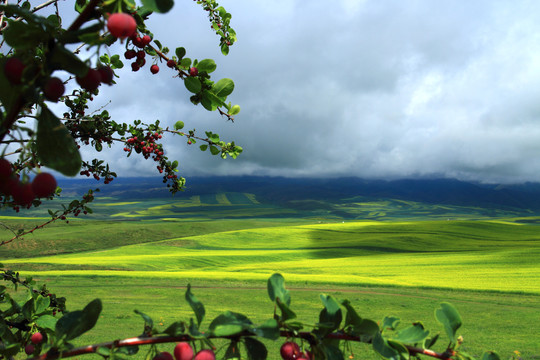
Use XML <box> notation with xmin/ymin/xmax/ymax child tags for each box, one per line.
<box><xmin>75</xmin><ymin>0</ymin><xmax>540</xmax><ymax>184</ymax></box>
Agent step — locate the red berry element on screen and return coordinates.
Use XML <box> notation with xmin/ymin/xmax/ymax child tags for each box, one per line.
<box><xmin>44</xmin><ymin>77</ymin><xmax>65</xmax><ymax>102</ymax></box>
<box><xmin>137</xmin><ymin>50</ymin><xmax>146</xmax><ymax>59</ymax></box>
<box><xmin>141</xmin><ymin>35</ymin><xmax>152</xmax><ymax>46</ymax></box>
<box><xmin>194</xmin><ymin>350</ymin><xmax>215</xmax><ymax>360</ymax></box>
<box><xmin>76</xmin><ymin>68</ymin><xmax>102</xmax><ymax>91</ymax></box>
<box><xmin>31</xmin><ymin>172</ymin><xmax>57</xmax><ymax>198</ymax></box>
<box><xmin>132</xmin><ymin>36</ymin><xmax>145</xmax><ymax>48</ymax></box>
<box><xmin>125</xmin><ymin>49</ymin><xmax>137</xmax><ymax>59</ymax></box>
<box><xmin>98</xmin><ymin>66</ymin><xmax>114</xmax><ymax>85</ymax></box>
<box><xmin>25</xmin><ymin>344</ymin><xmax>35</xmax><ymax>355</ymax></box>
<box><xmin>4</xmin><ymin>57</ymin><xmax>25</xmax><ymax>85</ymax></box>
<box><xmin>174</xmin><ymin>342</ymin><xmax>194</xmax><ymax>360</ymax></box>
<box><xmin>150</xmin><ymin>65</ymin><xmax>159</xmax><ymax>74</ymax></box>
<box><xmin>107</xmin><ymin>13</ymin><xmax>137</xmax><ymax>39</ymax></box>
<box><xmin>12</xmin><ymin>182</ymin><xmax>35</xmax><ymax>207</ymax></box>
<box><xmin>280</xmin><ymin>342</ymin><xmax>300</xmax><ymax>360</ymax></box>
<box><xmin>167</xmin><ymin>59</ymin><xmax>177</xmax><ymax>68</ymax></box>
<box><xmin>0</xmin><ymin>159</ymin><xmax>12</xmax><ymax>180</ymax></box>
<box><xmin>154</xmin><ymin>352</ymin><xmax>174</xmax><ymax>360</ymax></box>
<box><xmin>189</xmin><ymin>67</ymin><xmax>198</xmax><ymax>76</ymax></box>
<box><xmin>31</xmin><ymin>332</ymin><xmax>43</xmax><ymax>344</ymax></box>
<box><xmin>131</xmin><ymin>62</ymin><xmax>140</xmax><ymax>72</ymax></box>
<box><xmin>0</xmin><ymin>177</ymin><xmax>18</xmax><ymax>196</ymax></box>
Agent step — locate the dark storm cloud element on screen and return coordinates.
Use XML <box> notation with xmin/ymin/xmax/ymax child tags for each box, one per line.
<box><xmin>85</xmin><ymin>0</ymin><xmax>540</xmax><ymax>183</ymax></box>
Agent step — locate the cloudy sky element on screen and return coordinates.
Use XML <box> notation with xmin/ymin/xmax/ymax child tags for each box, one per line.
<box><xmin>76</xmin><ymin>0</ymin><xmax>540</xmax><ymax>183</ymax></box>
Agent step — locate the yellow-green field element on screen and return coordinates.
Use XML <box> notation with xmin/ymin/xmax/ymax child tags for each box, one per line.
<box><xmin>4</xmin><ymin>220</ymin><xmax>540</xmax><ymax>294</ymax></box>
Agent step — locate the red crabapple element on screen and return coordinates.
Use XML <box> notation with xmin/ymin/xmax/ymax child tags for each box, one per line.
<box><xmin>107</xmin><ymin>13</ymin><xmax>137</xmax><ymax>39</ymax></box>
<box><xmin>31</xmin><ymin>332</ymin><xmax>43</xmax><ymax>344</ymax></box>
<box><xmin>31</xmin><ymin>172</ymin><xmax>57</xmax><ymax>198</ymax></box>
<box><xmin>44</xmin><ymin>77</ymin><xmax>65</xmax><ymax>102</ymax></box>
<box><xmin>189</xmin><ymin>67</ymin><xmax>198</xmax><ymax>76</ymax></box>
<box><xmin>141</xmin><ymin>35</ymin><xmax>152</xmax><ymax>46</ymax></box>
<box><xmin>76</xmin><ymin>68</ymin><xmax>102</xmax><ymax>91</ymax></box>
<box><xmin>280</xmin><ymin>342</ymin><xmax>300</xmax><ymax>360</ymax></box>
<box><xmin>153</xmin><ymin>352</ymin><xmax>173</xmax><ymax>360</ymax></box>
<box><xmin>0</xmin><ymin>159</ymin><xmax>12</xmax><ymax>180</ymax></box>
<box><xmin>194</xmin><ymin>349</ymin><xmax>215</xmax><ymax>360</ymax></box>
<box><xmin>125</xmin><ymin>49</ymin><xmax>136</xmax><ymax>59</ymax></box>
<box><xmin>4</xmin><ymin>57</ymin><xmax>25</xmax><ymax>85</ymax></box>
<box><xmin>167</xmin><ymin>59</ymin><xmax>177</xmax><ymax>68</ymax></box>
<box><xmin>98</xmin><ymin>66</ymin><xmax>114</xmax><ymax>85</ymax></box>
<box><xmin>174</xmin><ymin>342</ymin><xmax>194</xmax><ymax>360</ymax></box>
<box><xmin>25</xmin><ymin>344</ymin><xmax>35</xmax><ymax>355</ymax></box>
<box><xmin>12</xmin><ymin>182</ymin><xmax>35</xmax><ymax>206</ymax></box>
<box><xmin>150</xmin><ymin>65</ymin><xmax>159</xmax><ymax>74</ymax></box>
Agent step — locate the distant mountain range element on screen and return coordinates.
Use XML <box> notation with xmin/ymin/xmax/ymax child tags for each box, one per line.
<box><xmin>58</xmin><ymin>176</ymin><xmax>540</xmax><ymax>212</ymax></box>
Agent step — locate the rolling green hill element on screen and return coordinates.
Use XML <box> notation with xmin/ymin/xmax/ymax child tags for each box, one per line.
<box><xmin>3</xmin><ymin>219</ymin><xmax>539</xmax><ymax>294</ymax></box>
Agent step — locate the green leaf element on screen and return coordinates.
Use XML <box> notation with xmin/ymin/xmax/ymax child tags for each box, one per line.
<box><xmin>373</xmin><ymin>332</ymin><xmax>401</xmax><ymax>360</ymax></box>
<box><xmin>197</xmin><ymin>59</ymin><xmax>217</xmax><ymax>74</ymax></box>
<box><xmin>134</xmin><ymin>309</ymin><xmax>153</xmax><ymax>329</ymax></box>
<box><xmin>35</xmin><ymin>295</ymin><xmax>50</xmax><ymax>315</ymax></box>
<box><xmin>202</xmin><ymin>90</ymin><xmax>226</xmax><ymax>110</ymax></box>
<box><xmin>243</xmin><ymin>337</ymin><xmax>267</xmax><ymax>360</ymax></box>
<box><xmin>221</xmin><ymin>43</ymin><xmax>230</xmax><ymax>56</ymax></box>
<box><xmin>49</xmin><ymin>43</ymin><xmax>89</xmax><ymax>76</ymax></box>
<box><xmin>35</xmin><ymin>314</ymin><xmax>57</xmax><ymax>331</ymax></box>
<box><xmin>180</xmin><ymin>57</ymin><xmax>192</xmax><ymax>69</ymax></box>
<box><xmin>318</xmin><ymin>294</ymin><xmax>342</xmax><ymax>331</ymax></box>
<box><xmin>175</xmin><ymin>47</ymin><xmax>186</xmax><ymax>60</ymax></box>
<box><xmin>3</xmin><ymin>20</ymin><xmax>48</xmax><ymax>49</ymax></box>
<box><xmin>213</xmin><ymin>78</ymin><xmax>234</xmax><ymax>97</ymax></box>
<box><xmin>251</xmin><ymin>319</ymin><xmax>279</xmax><ymax>340</ymax></box>
<box><xmin>163</xmin><ymin>321</ymin><xmax>185</xmax><ymax>336</ymax></box>
<box><xmin>185</xmin><ymin>77</ymin><xmax>202</xmax><ymax>94</ymax></box>
<box><xmin>209</xmin><ymin>311</ymin><xmax>252</xmax><ymax>337</ymax></box>
<box><xmin>435</xmin><ymin>302</ymin><xmax>462</xmax><ymax>343</ymax></box>
<box><xmin>481</xmin><ymin>351</ymin><xmax>502</xmax><ymax>360</ymax></box>
<box><xmin>382</xmin><ymin>316</ymin><xmax>400</xmax><ymax>331</ymax></box>
<box><xmin>276</xmin><ymin>297</ymin><xmax>296</xmax><ymax>322</ymax></box>
<box><xmin>200</xmin><ymin>145</ymin><xmax>208</xmax><ymax>151</ymax></box>
<box><xmin>56</xmin><ymin>299</ymin><xmax>102</xmax><ymax>341</ymax></box>
<box><xmin>393</xmin><ymin>324</ymin><xmax>430</xmax><ymax>345</ymax></box>
<box><xmin>186</xmin><ymin>284</ymin><xmax>205</xmax><ymax>327</ymax></box>
<box><xmin>267</xmin><ymin>273</ymin><xmax>291</xmax><ymax>306</ymax></box>
<box><xmin>229</xmin><ymin>105</ymin><xmax>241</xmax><ymax>115</ymax></box>
<box><xmin>174</xmin><ymin>121</ymin><xmax>184</xmax><ymax>130</ymax></box>
<box><xmin>209</xmin><ymin>146</ymin><xmax>220</xmax><ymax>155</ymax></box>
<box><xmin>36</xmin><ymin>107</ymin><xmax>82</xmax><ymax>176</ymax></box>
<box><xmin>141</xmin><ymin>0</ymin><xmax>174</xmax><ymax>13</ymax></box>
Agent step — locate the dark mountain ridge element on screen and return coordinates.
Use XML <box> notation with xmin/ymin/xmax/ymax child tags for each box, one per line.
<box><xmin>57</xmin><ymin>176</ymin><xmax>540</xmax><ymax>212</ymax></box>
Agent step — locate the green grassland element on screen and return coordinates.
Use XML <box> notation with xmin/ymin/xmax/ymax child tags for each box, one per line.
<box><xmin>1</xmin><ymin>192</ymin><xmax>540</xmax><ymax>359</ymax></box>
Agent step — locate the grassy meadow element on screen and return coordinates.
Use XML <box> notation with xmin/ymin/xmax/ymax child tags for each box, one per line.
<box><xmin>1</xmin><ymin>191</ymin><xmax>540</xmax><ymax>359</ymax></box>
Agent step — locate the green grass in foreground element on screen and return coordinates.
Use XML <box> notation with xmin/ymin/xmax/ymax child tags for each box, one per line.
<box><xmin>19</xmin><ymin>276</ymin><xmax>540</xmax><ymax>360</ymax></box>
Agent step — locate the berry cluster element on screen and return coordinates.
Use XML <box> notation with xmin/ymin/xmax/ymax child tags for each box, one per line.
<box><xmin>123</xmin><ymin>132</ymin><xmax>164</xmax><ymax>161</ymax></box>
<box><xmin>0</xmin><ymin>159</ymin><xmax>57</xmax><ymax>209</ymax></box>
<box><xmin>122</xmin><ymin>129</ymin><xmax>183</xmax><ymax>190</ymax></box>
<box><xmin>124</xmin><ymin>34</ymin><xmax>155</xmax><ymax>73</ymax></box>
<box><xmin>153</xmin><ymin>342</ymin><xmax>215</xmax><ymax>360</ymax></box>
